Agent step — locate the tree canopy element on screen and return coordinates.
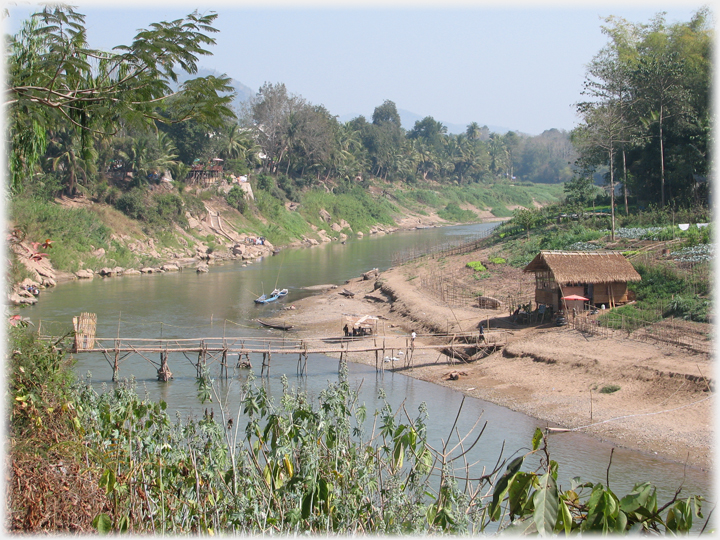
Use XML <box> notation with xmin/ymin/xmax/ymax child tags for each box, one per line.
<box><xmin>6</xmin><ymin>5</ymin><xmax>235</xmax><ymax>194</ymax></box>
<box><xmin>572</xmin><ymin>8</ymin><xmax>712</xmax><ymax>209</ymax></box>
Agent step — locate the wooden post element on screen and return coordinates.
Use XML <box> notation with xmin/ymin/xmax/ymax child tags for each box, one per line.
<box><xmin>221</xmin><ymin>349</ymin><xmax>228</xmax><ymax>379</ymax></box>
<box><xmin>374</xmin><ymin>337</ymin><xmax>379</xmax><ymax>372</ymax></box>
<box><xmin>157</xmin><ymin>350</ymin><xmax>172</xmax><ymax>382</ymax></box>
<box><xmin>113</xmin><ymin>339</ymin><xmax>120</xmax><ymax>382</ymax></box>
<box><xmin>382</xmin><ymin>338</ymin><xmax>386</xmax><ymax>373</ymax></box>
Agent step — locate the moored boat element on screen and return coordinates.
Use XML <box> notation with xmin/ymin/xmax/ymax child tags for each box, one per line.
<box><xmin>257</xmin><ymin>319</ymin><xmax>294</xmax><ymax>331</ymax></box>
<box><xmin>254</xmin><ymin>293</ymin><xmax>279</xmax><ymax>304</ymax></box>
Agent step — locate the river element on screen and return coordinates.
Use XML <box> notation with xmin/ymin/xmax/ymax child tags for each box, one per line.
<box><xmin>18</xmin><ymin>222</ymin><xmax>712</xmax><ymax>510</ymax></box>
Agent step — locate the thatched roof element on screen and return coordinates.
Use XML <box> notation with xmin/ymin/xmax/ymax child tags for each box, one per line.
<box><xmin>523</xmin><ymin>251</ymin><xmax>641</xmax><ymax>285</ymax></box>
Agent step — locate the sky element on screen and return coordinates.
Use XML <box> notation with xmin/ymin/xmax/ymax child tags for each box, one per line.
<box><xmin>4</xmin><ymin>0</ymin><xmax>711</xmax><ymax>135</ymax></box>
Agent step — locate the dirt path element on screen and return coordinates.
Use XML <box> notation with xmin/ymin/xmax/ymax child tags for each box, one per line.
<box><xmin>271</xmin><ymin>252</ymin><xmax>713</xmax><ymax>472</ymax></box>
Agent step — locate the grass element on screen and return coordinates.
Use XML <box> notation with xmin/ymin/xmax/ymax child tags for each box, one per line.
<box><xmin>438</xmin><ymin>203</ymin><xmax>477</xmax><ymax>222</ymax></box>
<box><xmin>11</xmin><ymin>199</ymin><xmax>113</xmax><ymax>273</ymax></box>
<box><xmin>599</xmin><ymin>385</ymin><xmax>621</xmax><ymax>394</ymax></box>
<box><xmin>300</xmin><ymin>188</ymin><xmax>396</xmax><ymax>233</ymax></box>
<box><xmin>490</xmin><ymin>205</ymin><xmax>513</xmax><ymax>217</ymax></box>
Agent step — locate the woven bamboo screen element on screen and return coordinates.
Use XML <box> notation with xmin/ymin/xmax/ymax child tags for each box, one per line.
<box><xmin>73</xmin><ymin>312</ymin><xmax>97</xmax><ymax>351</ymax></box>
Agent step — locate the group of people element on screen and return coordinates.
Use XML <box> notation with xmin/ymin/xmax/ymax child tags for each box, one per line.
<box><xmin>343</xmin><ymin>324</ymin><xmax>365</xmax><ymax>337</ymax></box>
<box><xmin>23</xmin><ymin>284</ymin><xmax>39</xmax><ymax>296</ymax></box>
<box><xmin>246</xmin><ymin>236</ymin><xmax>266</xmax><ymax>246</ymax></box>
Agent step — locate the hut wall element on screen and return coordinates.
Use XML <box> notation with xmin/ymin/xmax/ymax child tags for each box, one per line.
<box><xmin>535</xmin><ymin>289</ymin><xmax>556</xmax><ymax>309</ymax></box>
<box><xmin>562</xmin><ymin>285</ymin><xmax>584</xmax><ymax>297</ymax></box>
<box><xmin>592</xmin><ymin>282</ymin><xmax>629</xmax><ymax>306</ymax></box>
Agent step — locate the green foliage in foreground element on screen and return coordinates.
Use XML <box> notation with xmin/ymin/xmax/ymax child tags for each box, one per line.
<box><xmin>7</xmin><ymin>329</ymin><xmax>707</xmax><ymax>535</ymax></box>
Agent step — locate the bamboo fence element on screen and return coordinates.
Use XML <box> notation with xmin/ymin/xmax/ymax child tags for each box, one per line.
<box><xmin>572</xmin><ymin>313</ymin><xmax>710</xmax><ymax>354</ymax></box>
<box><xmin>391</xmin><ymin>230</ymin><xmax>493</xmax><ymax>266</ymax></box>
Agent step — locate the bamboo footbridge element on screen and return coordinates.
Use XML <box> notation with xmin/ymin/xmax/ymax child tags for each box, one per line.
<box><xmin>70</xmin><ymin>313</ymin><xmax>505</xmax><ymax>382</ymax></box>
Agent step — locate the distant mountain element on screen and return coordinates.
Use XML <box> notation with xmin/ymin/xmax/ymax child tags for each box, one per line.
<box><xmin>187</xmin><ymin>70</ymin><xmax>514</xmax><ymax>134</ymax></box>
<box><xmin>338</xmin><ymin>109</ymin><xmax>511</xmax><ymax>136</ymax></box>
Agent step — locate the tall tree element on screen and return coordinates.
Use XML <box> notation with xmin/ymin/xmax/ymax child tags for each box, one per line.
<box><xmin>577</xmin><ymin>10</ymin><xmax>712</xmax><ymax>209</ymax></box>
<box><xmin>6</xmin><ymin>6</ymin><xmax>235</xmax><ymax>194</ymax></box>
<box><xmin>573</xmin><ymin>101</ymin><xmax>628</xmax><ymax>240</ymax></box>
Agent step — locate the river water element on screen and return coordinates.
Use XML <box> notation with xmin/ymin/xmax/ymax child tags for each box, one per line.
<box><xmin>19</xmin><ymin>222</ymin><xmax>712</xmax><ymax>509</ymax></box>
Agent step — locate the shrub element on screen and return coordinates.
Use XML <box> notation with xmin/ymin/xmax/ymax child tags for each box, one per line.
<box><xmin>466</xmin><ymin>261</ymin><xmax>487</xmax><ymax>272</ymax></box>
<box><xmin>226</xmin><ymin>185</ymin><xmax>248</xmax><ymax>214</ymax></box>
<box><xmin>599</xmin><ymin>384</ymin><xmax>621</xmax><ymax>394</ymax></box>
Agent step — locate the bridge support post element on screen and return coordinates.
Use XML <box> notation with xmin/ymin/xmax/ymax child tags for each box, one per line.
<box><xmin>112</xmin><ymin>339</ymin><xmax>120</xmax><ymax>381</ymax></box>
<box><xmin>261</xmin><ymin>347</ymin><xmax>271</xmax><ymax>377</ymax></box>
<box><xmin>375</xmin><ymin>346</ymin><xmax>379</xmax><ymax>372</ymax></box>
<box><xmin>157</xmin><ymin>350</ymin><xmax>172</xmax><ymax>382</ymax></box>
<box><xmin>221</xmin><ymin>349</ymin><xmax>228</xmax><ymax>379</ymax></box>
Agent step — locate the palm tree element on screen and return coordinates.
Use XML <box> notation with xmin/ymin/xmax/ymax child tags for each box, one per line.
<box><xmin>47</xmin><ymin>129</ymin><xmax>97</xmax><ymax>196</ymax></box>
<box><xmin>119</xmin><ymin>133</ymin><xmax>178</xmax><ymax>187</ymax></box>
<box><xmin>217</xmin><ymin>123</ymin><xmax>255</xmax><ymax>161</ymax></box>
<box><xmin>466</xmin><ymin>122</ymin><xmax>481</xmax><ymax>140</ymax></box>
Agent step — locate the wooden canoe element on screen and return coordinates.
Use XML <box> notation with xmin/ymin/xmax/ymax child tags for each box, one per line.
<box><xmin>257</xmin><ymin>319</ymin><xmax>294</xmax><ymax>331</ymax></box>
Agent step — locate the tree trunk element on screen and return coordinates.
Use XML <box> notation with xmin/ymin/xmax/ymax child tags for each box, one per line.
<box><xmin>622</xmin><ymin>148</ymin><xmax>629</xmax><ymax>216</ymax></box>
<box><xmin>659</xmin><ymin>103</ymin><xmax>665</xmax><ymax>207</ymax></box>
<box><xmin>609</xmin><ymin>147</ymin><xmax>615</xmax><ymax>242</ymax></box>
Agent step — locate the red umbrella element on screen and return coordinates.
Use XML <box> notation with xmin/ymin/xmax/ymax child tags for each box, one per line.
<box><xmin>562</xmin><ymin>294</ymin><xmax>589</xmax><ymax>301</ymax></box>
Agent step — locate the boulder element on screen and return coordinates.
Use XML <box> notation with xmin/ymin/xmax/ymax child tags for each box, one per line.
<box><xmin>140</xmin><ymin>267</ymin><xmax>155</xmax><ymax>274</ymax></box>
<box><xmin>362</xmin><ymin>268</ymin><xmax>379</xmax><ymax>280</ymax></box>
<box><xmin>124</xmin><ymin>269</ymin><xmax>141</xmax><ymax>275</ymax></box>
<box><xmin>8</xmin><ymin>292</ymin><xmax>36</xmax><ymax>305</ymax></box>
<box><xmin>161</xmin><ymin>263</ymin><xmax>180</xmax><ymax>272</ymax></box>
<box><xmin>319</xmin><ymin>209</ymin><xmax>332</xmax><ymax>223</ymax></box>
<box><xmin>331</xmin><ymin>223</ymin><xmax>343</xmax><ymax>232</ymax></box>
<box><xmin>356</xmin><ymin>231</ymin><xmax>364</xmax><ymax>238</ymax></box>
<box><xmin>98</xmin><ymin>267</ymin><xmax>116</xmax><ymax>277</ymax></box>
<box><xmin>75</xmin><ymin>269</ymin><xmax>94</xmax><ymax>279</ymax></box>
<box><xmin>477</xmin><ymin>296</ymin><xmax>503</xmax><ymax>309</ymax></box>
<box><xmin>196</xmin><ymin>263</ymin><xmax>209</xmax><ymax>273</ymax></box>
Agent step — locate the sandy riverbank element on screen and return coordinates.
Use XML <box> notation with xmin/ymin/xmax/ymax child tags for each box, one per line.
<box><xmin>266</xmin><ymin>254</ymin><xmax>713</xmax><ymax>473</ymax></box>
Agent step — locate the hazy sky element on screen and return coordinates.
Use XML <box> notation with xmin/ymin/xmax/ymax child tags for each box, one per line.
<box><xmin>5</xmin><ymin>1</ymin><xmax>709</xmax><ymax>135</ymax></box>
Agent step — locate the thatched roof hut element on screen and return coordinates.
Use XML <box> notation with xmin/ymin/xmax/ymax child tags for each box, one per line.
<box><xmin>523</xmin><ymin>251</ymin><xmax>641</xmax><ymax>310</ymax></box>
<box><xmin>524</xmin><ymin>251</ymin><xmax>641</xmax><ymax>285</ymax></box>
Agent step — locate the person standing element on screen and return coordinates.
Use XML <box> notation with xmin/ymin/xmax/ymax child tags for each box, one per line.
<box><xmin>479</xmin><ymin>324</ymin><xmax>485</xmax><ymax>343</ymax></box>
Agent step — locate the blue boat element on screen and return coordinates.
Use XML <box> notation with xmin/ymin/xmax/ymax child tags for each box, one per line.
<box><xmin>254</xmin><ymin>292</ymin><xmax>280</xmax><ymax>304</ymax></box>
